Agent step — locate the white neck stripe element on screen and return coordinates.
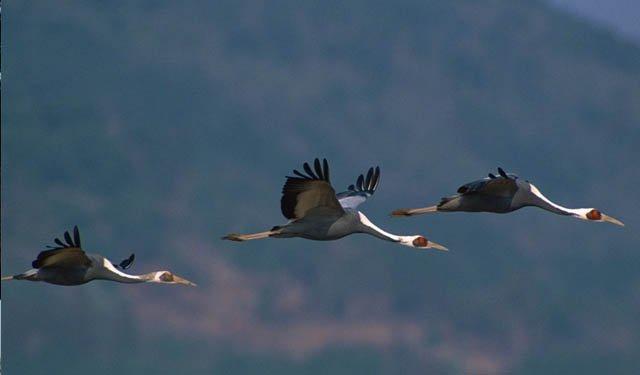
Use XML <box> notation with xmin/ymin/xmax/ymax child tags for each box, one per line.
<box><xmin>102</xmin><ymin>258</ymin><xmax>144</xmax><ymax>281</ymax></box>
<box><xmin>529</xmin><ymin>184</ymin><xmax>587</xmax><ymax>216</ymax></box>
<box><xmin>358</xmin><ymin>212</ymin><xmax>400</xmax><ymax>241</ymax></box>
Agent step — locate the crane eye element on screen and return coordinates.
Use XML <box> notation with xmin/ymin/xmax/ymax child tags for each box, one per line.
<box><xmin>586</xmin><ymin>209</ymin><xmax>602</xmax><ymax>220</ymax></box>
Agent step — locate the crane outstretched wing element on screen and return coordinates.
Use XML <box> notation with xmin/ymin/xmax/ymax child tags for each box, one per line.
<box><xmin>115</xmin><ymin>254</ymin><xmax>135</xmax><ymax>270</ymax></box>
<box><xmin>336</xmin><ymin>166</ymin><xmax>380</xmax><ymax>209</ymax></box>
<box><xmin>281</xmin><ymin>158</ymin><xmax>344</xmax><ymax>220</ymax></box>
<box><xmin>455</xmin><ymin>167</ymin><xmax>518</xmax><ymax>198</ymax></box>
<box><xmin>32</xmin><ymin>226</ymin><xmax>92</xmax><ymax>269</ymax></box>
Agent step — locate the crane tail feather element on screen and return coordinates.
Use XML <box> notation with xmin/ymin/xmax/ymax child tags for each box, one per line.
<box><xmin>391</xmin><ymin>205</ymin><xmax>439</xmax><ymax>217</ymax></box>
<box><xmin>1</xmin><ymin>275</ymin><xmax>14</xmax><ymax>281</ymax></box>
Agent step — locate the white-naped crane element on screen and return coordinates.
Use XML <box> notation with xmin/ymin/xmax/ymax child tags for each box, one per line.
<box><xmin>223</xmin><ymin>158</ymin><xmax>448</xmax><ymax>251</ymax></box>
<box><xmin>2</xmin><ymin>226</ymin><xmax>196</xmax><ymax>286</ymax></box>
<box><xmin>392</xmin><ymin>167</ymin><xmax>624</xmax><ymax>226</ymax></box>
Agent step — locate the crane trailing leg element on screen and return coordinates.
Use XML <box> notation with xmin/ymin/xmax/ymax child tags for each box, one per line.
<box><xmin>391</xmin><ymin>205</ymin><xmax>438</xmax><ymax>217</ymax></box>
<box><xmin>222</xmin><ymin>227</ymin><xmax>283</xmax><ymax>241</ymax></box>
<box><xmin>2</xmin><ymin>269</ymin><xmax>38</xmax><ymax>281</ymax></box>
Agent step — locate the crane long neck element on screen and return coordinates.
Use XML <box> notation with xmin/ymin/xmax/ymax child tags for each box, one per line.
<box><xmin>528</xmin><ymin>185</ymin><xmax>579</xmax><ymax>216</ymax></box>
<box><xmin>357</xmin><ymin>212</ymin><xmax>401</xmax><ymax>242</ymax></box>
<box><xmin>108</xmin><ymin>273</ymin><xmax>146</xmax><ymax>283</ymax></box>
<box><xmin>100</xmin><ymin>259</ymin><xmax>153</xmax><ymax>283</ymax></box>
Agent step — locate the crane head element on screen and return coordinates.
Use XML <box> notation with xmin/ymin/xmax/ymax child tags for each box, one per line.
<box><xmin>151</xmin><ymin>271</ymin><xmax>197</xmax><ymax>286</ymax></box>
<box><xmin>400</xmin><ymin>235</ymin><xmax>449</xmax><ymax>251</ymax></box>
<box><xmin>575</xmin><ymin>208</ymin><xmax>624</xmax><ymax>226</ymax></box>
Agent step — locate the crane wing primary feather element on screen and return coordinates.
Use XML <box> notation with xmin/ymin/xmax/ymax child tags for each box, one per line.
<box><xmin>34</xmin><ymin>226</ymin><xmax>92</xmax><ymax>269</ymax></box>
<box><xmin>46</xmin><ymin>225</ymin><xmax>83</xmax><ymax>250</ymax></box>
<box><xmin>116</xmin><ymin>254</ymin><xmax>135</xmax><ymax>270</ymax></box>
<box><xmin>73</xmin><ymin>226</ymin><xmax>82</xmax><ymax>248</ymax></box>
<box><xmin>64</xmin><ymin>231</ymin><xmax>74</xmax><ymax>247</ymax></box>
<box><xmin>336</xmin><ymin>166</ymin><xmax>380</xmax><ymax>209</ymax></box>
<box><xmin>456</xmin><ymin>168</ymin><xmax>518</xmax><ymax>198</ymax></box>
<box><xmin>281</xmin><ymin>158</ymin><xmax>343</xmax><ymax>220</ymax></box>
<box><xmin>32</xmin><ymin>248</ymin><xmax>91</xmax><ymax>269</ymax></box>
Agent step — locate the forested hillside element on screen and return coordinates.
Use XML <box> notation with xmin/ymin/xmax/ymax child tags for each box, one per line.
<box><xmin>3</xmin><ymin>1</ymin><xmax>640</xmax><ymax>373</ymax></box>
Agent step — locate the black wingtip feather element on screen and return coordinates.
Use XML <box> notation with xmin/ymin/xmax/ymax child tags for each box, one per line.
<box><xmin>314</xmin><ymin>159</ymin><xmax>323</xmax><ymax>180</ymax></box>
<box><xmin>365</xmin><ymin>168</ymin><xmax>373</xmax><ymax>189</ymax></box>
<box><xmin>73</xmin><ymin>226</ymin><xmax>81</xmax><ymax>248</ymax></box>
<box><xmin>345</xmin><ymin>166</ymin><xmax>381</xmax><ymax>194</ymax></box>
<box><xmin>42</xmin><ymin>226</ymin><xmax>83</xmax><ymax>251</ymax></box>
<box><xmin>47</xmin><ymin>226</ymin><xmax>83</xmax><ymax>250</ymax></box>
<box><xmin>498</xmin><ymin>167</ymin><xmax>508</xmax><ymax>178</ymax></box>
<box><xmin>289</xmin><ymin>159</ymin><xmax>331</xmax><ymax>182</ymax></box>
<box><xmin>488</xmin><ymin>173</ymin><xmax>497</xmax><ymax>179</ymax></box>
<box><xmin>356</xmin><ymin>175</ymin><xmax>364</xmax><ymax>190</ymax></box>
<box><xmin>292</xmin><ymin>169</ymin><xmax>307</xmax><ymax>179</ymax></box>
<box><xmin>119</xmin><ymin>254</ymin><xmax>135</xmax><ymax>270</ymax></box>
<box><xmin>323</xmin><ymin>159</ymin><xmax>330</xmax><ymax>183</ymax></box>
<box><xmin>303</xmin><ymin>162</ymin><xmax>316</xmax><ymax>179</ymax></box>
<box><xmin>64</xmin><ymin>231</ymin><xmax>74</xmax><ymax>247</ymax></box>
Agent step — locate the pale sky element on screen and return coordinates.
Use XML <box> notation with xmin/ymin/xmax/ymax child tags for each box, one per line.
<box><xmin>550</xmin><ymin>0</ymin><xmax>640</xmax><ymax>42</ymax></box>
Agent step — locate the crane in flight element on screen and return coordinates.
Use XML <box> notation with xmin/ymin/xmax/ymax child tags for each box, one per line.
<box><xmin>2</xmin><ymin>226</ymin><xmax>196</xmax><ymax>286</ymax></box>
<box><xmin>224</xmin><ymin>158</ymin><xmax>447</xmax><ymax>251</ymax></box>
<box><xmin>392</xmin><ymin>167</ymin><xmax>624</xmax><ymax>226</ymax></box>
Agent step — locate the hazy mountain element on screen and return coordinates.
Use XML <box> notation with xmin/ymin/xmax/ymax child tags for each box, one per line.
<box><xmin>550</xmin><ymin>0</ymin><xmax>640</xmax><ymax>42</ymax></box>
<box><xmin>3</xmin><ymin>1</ymin><xmax>639</xmax><ymax>373</ymax></box>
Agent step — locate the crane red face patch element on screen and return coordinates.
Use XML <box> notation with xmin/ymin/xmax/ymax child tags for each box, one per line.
<box><xmin>586</xmin><ymin>209</ymin><xmax>602</xmax><ymax>221</ymax></box>
<box><xmin>412</xmin><ymin>236</ymin><xmax>428</xmax><ymax>247</ymax></box>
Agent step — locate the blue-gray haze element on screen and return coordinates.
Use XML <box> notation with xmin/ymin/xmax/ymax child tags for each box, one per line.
<box><xmin>3</xmin><ymin>1</ymin><xmax>640</xmax><ymax>374</ymax></box>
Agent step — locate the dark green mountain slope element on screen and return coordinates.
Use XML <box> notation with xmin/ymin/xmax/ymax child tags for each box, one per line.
<box><xmin>3</xmin><ymin>1</ymin><xmax>639</xmax><ymax>373</ymax></box>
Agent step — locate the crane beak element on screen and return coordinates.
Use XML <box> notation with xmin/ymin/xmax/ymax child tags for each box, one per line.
<box><xmin>174</xmin><ymin>275</ymin><xmax>197</xmax><ymax>287</ymax></box>
<box><xmin>427</xmin><ymin>240</ymin><xmax>449</xmax><ymax>252</ymax></box>
<box><xmin>601</xmin><ymin>214</ymin><xmax>624</xmax><ymax>227</ymax></box>
<box><xmin>410</xmin><ymin>236</ymin><xmax>449</xmax><ymax>251</ymax></box>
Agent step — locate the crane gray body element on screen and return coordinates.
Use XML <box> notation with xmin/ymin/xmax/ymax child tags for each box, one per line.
<box><xmin>27</xmin><ymin>265</ymin><xmax>91</xmax><ymax>285</ymax></box>
<box><xmin>3</xmin><ymin>226</ymin><xmax>196</xmax><ymax>286</ymax></box>
<box><xmin>15</xmin><ymin>254</ymin><xmax>140</xmax><ymax>285</ymax></box>
<box><xmin>436</xmin><ymin>178</ymin><xmax>566</xmax><ymax>215</ymax></box>
<box><xmin>274</xmin><ymin>208</ymin><xmax>379</xmax><ymax>241</ymax></box>
<box><xmin>224</xmin><ymin>159</ymin><xmax>448</xmax><ymax>250</ymax></box>
<box><xmin>392</xmin><ymin>167</ymin><xmax>623</xmax><ymax>226</ymax></box>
